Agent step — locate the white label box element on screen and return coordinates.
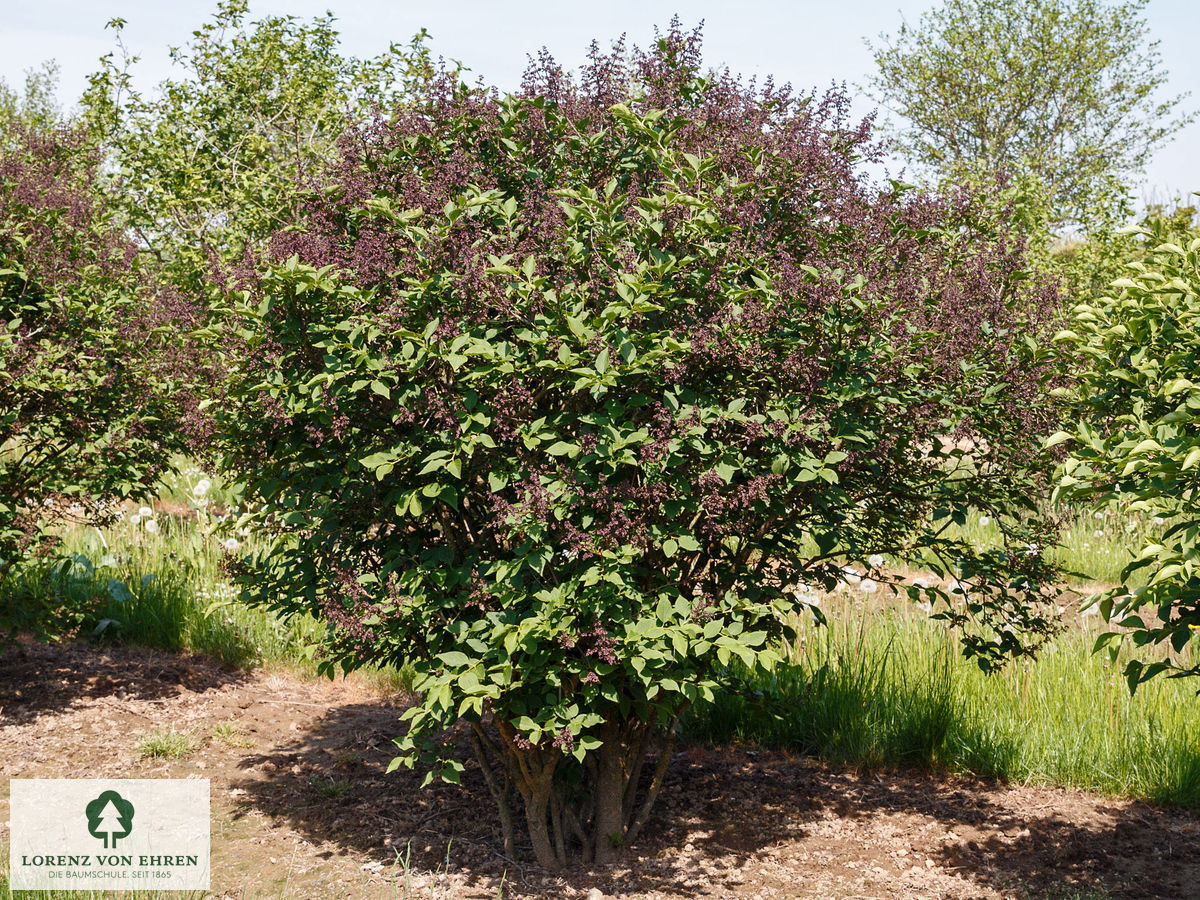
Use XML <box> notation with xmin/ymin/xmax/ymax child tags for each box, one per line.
<box><xmin>9</xmin><ymin>779</ymin><xmax>210</xmax><ymax>890</ymax></box>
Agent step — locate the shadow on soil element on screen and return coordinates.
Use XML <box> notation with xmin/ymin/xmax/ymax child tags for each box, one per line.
<box><xmin>0</xmin><ymin>639</ymin><xmax>251</xmax><ymax>724</ymax></box>
<box><xmin>230</xmin><ymin>700</ymin><xmax>1200</xmax><ymax>900</ymax></box>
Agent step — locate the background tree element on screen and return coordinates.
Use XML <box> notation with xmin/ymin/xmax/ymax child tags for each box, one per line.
<box><xmin>865</xmin><ymin>0</ymin><xmax>1194</xmax><ymax>234</ymax></box>
<box><xmin>81</xmin><ymin>0</ymin><xmax>438</xmax><ymax>293</ymax></box>
<box><xmin>0</xmin><ymin>62</ymin><xmax>63</xmax><ymax>143</ymax></box>
<box><xmin>214</xmin><ymin>27</ymin><xmax>1065</xmax><ymax>867</ymax></box>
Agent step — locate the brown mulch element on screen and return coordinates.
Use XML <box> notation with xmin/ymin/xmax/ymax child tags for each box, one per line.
<box><xmin>2</xmin><ymin>640</ymin><xmax>1198</xmax><ymax>899</ymax></box>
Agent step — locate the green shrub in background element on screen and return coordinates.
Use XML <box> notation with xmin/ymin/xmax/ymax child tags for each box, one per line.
<box><xmin>1054</xmin><ymin>206</ymin><xmax>1200</xmax><ymax>689</ymax></box>
<box><xmin>0</xmin><ymin>126</ymin><xmax>196</xmax><ymax>642</ymax></box>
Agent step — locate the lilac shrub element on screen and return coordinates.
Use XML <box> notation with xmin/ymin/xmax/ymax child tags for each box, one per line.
<box><xmin>217</xmin><ymin>27</ymin><xmax>1064</xmax><ymax>867</ymax></box>
<box><xmin>0</xmin><ymin>126</ymin><xmax>197</xmax><ymax>638</ymax></box>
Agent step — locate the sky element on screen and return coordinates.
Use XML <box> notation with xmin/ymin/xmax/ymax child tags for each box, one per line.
<box><xmin>1</xmin><ymin>0</ymin><xmax>1196</xmax><ymax>203</ymax></box>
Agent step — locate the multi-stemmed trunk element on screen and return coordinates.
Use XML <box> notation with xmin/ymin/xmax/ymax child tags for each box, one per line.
<box><xmin>470</xmin><ymin>709</ymin><xmax>684</xmax><ymax>869</ymax></box>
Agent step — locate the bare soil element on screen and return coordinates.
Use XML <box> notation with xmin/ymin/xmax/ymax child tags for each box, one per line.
<box><xmin>2</xmin><ymin>641</ymin><xmax>1197</xmax><ymax>899</ymax></box>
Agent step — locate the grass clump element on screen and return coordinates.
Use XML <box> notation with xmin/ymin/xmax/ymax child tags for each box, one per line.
<box><xmin>137</xmin><ymin>728</ymin><xmax>196</xmax><ymax>760</ymax></box>
<box><xmin>309</xmin><ymin>774</ymin><xmax>354</xmax><ymax>798</ymax></box>
<box><xmin>210</xmin><ymin>720</ymin><xmax>254</xmax><ymax>748</ymax></box>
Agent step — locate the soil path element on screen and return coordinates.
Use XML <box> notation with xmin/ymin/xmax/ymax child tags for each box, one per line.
<box><xmin>1</xmin><ymin>642</ymin><xmax>1197</xmax><ymax>899</ymax></box>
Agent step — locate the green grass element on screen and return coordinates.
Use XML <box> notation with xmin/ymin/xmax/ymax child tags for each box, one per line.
<box><xmin>685</xmin><ymin>589</ymin><xmax>1200</xmax><ymax>808</ymax></box>
<box><xmin>308</xmin><ymin>774</ymin><xmax>354</xmax><ymax>798</ymax></box>
<box><xmin>0</xmin><ymin>500</ymin><xmax>414</xmax><ymax>694</ymax></box>
<box><xmin>210</xmin><ymin>720</ymin><xmax>255</xmax><ymax>748</ymax></box>
<box><xmin>3</xmin><ymin>512</ymin><xmax>320</xmax><ymax>669</ymax></box>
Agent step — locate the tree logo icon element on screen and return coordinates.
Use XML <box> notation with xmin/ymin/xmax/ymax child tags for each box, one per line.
<box><xmin>85</xmin><ymin>790</ymin><xmax>134</xmax><ymax>849</ymax></box>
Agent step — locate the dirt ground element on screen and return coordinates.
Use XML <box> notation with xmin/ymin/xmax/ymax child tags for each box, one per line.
<box><xmin>2</xmin><ymin>641</ymin><xmax>1198</xmax><ymax>900</ymax></box>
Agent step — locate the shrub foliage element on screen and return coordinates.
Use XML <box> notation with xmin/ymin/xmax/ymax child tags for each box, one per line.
<box><xmin>1054</xmin><ymin>215</ymin><xmax>1200</xmax><ymax>689</ymax></box>
<box><xmin>217</xmin><ymin>29</ymin><xmax>1064</xmax><ymax>866</ymax></box>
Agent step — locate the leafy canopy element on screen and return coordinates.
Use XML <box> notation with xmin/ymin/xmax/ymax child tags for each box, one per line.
<box><xmin>81</xmin><ymin>0</ymin><xmax>437</xmax><ymax>291</ymax></box>
<box><xmin>0</xmin><ymin>61</ymin><xmax>63</xmax><ymax>141</ymax></box>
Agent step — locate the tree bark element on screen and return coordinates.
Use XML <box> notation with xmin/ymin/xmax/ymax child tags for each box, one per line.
<box><xmin>469</xmin><ymin>724</ymin><xmax>515</xmax><ymax>857</ymax></box>
<box><xmin>496</xmin><ymin>717</ymin><xmax>563</xmax><ymax>869</ymax></box>
<box><xmin>522</xmin><ymin>778</ymin><xmax>559</xmax><ymax>869</ymax></box>
<box><xmin>487</xmin><ymin>712</ymin><xmax>681</xmax><ymax>867</ymax></box>
<box><xmin>592</xmin><ymin>723</ymin><xmax>628</xmax><ymax>865</ymax></box>
<box><xmin>626</xmin><ymin>726</ymin><xmax>679</xmax><ymax>846</ymax></box>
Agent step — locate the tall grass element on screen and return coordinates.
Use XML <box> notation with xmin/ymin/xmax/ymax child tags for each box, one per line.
<box><xmin>685</xmin><ymin>590</ymin><xmax>1200</xmax><ymax>808</ymax></box>
<box><xmin>1</xmin><ymin>504</ymin><xmax>417</xmax><ymax>693</ymax></box>
<box><xmin>948</xmin><ymin>502</ymin><xmax>1166</xmax><ymax>587</ymax></box>
<box><xmin>3</xmin><ymin>513</ymin><xmax>321</xmax><ymax>669</ymax></box>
